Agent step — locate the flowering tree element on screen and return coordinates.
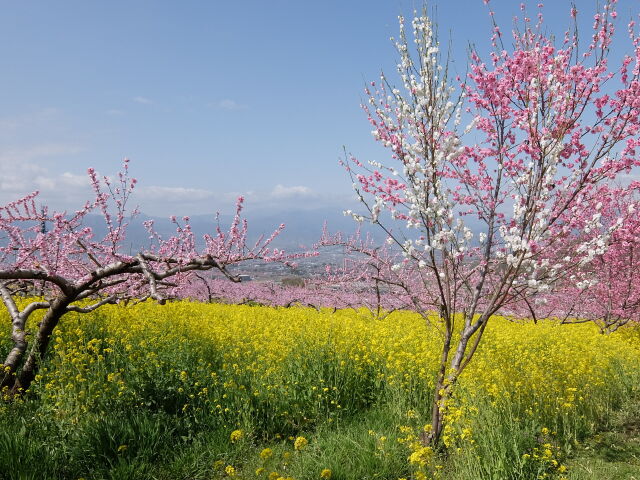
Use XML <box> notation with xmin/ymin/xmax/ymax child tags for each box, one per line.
<box><xmin>175</xmin><ymin>226</ymin><xmax>407</xmax><ymax>313</ymax></box>
<box><xmin>178</xmin><ymin>276</ymin><xmax>326</xmax><ymax>308</ymax></box>
<box><xmin>316</xmin><ymin>228</ymin><xmax>420</xmax><ymax>316</ymax></box>
<box><xmin>505</xmin><ymin>183</ymin><xmax>640</xmax><ymax>332</ymax></box>
<box><xmin>342</xmin><ymin>1</ymin><xmax>640</xmax><ymax>445</ymax></box>
<box><xmin>0</xmin><ymin>160</ymin><xmax>290</xmax><ymax>395</ymax></box>
<box><xmin>179</xmin><ymin>255</ymin><xmax>405</xmax><ymax>314</ymax></box>
<box><xmin>561</xmin><ymin>186</ymin><xmax>640</xmax><ymax>332</ymax></box>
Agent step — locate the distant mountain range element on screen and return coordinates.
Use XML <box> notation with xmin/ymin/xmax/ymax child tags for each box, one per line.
<box><xmin>80</xmin><ymin>207</ymin><xmax>385</xmax><ymax>252</ymax></box>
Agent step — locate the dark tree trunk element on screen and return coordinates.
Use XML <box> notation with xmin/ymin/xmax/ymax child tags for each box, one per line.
<box><xmin>425</xmin><ymin>329</ymin><xmax>452</xmax><ymax>446</ymax></box>
<box><xmin>9</xmin><ymin>298</ymin><xmax>69</xmax><ymax>395</ymax></box>
<box><xmin>0</xmin><ymin>335</ymin><xmax>28</xmax><ymax>391</ymax></box>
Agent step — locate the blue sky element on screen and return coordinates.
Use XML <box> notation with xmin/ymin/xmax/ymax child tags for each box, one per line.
<box><xmin>0</xmin><ymin>0</ymin><xmax>635</xmax><ymax>217</ymax></box>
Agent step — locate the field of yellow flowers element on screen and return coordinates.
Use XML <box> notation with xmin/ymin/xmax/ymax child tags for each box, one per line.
<box><xmin>1</xmin><ymin>301</ymin><xmax>639</xmax><ymax>480</ymax></box>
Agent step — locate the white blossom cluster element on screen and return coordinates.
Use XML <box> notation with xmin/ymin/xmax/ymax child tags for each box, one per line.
<box><xmin>367</xmin><ymin>13</ymin><xmax>477</xmax><ymax>267</ymax></box>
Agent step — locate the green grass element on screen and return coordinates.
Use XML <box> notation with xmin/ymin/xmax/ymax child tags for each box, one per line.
<box><xmin>567</xmin><ymin>391</ymin><xmax>640</xmax><ymax>480</ymax></box>
<box><xmin>286</xmin><ymin>406</ymin><xmax>412</xmax><ymax>480</ymax></box>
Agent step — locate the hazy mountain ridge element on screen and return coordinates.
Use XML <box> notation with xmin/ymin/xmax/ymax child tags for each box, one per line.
<box><xmin>79</xmin><ymin>207</ymin><xmax>385</xmax><ymax>252</ymax></box>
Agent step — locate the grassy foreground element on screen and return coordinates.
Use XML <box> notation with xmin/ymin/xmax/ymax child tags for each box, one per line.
<box><xmin>566</xmin><ymin>389</ymin><xmax>640</xmax><ymax>479</ymax></box>
<box><xmin>1</xmin><ymin>301</ymin><xmax>639</xmax><ymax>480</ymax></box>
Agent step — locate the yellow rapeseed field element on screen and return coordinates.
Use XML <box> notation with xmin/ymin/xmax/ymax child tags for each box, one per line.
<box><xmin>1</xmin><ymin>301</ymin><xmax>639</xmax><ymax>479</ymax></box>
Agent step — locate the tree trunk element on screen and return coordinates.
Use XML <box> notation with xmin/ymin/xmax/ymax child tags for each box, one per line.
<box><xmin>9</xmin><ymin>299</ymin><xmax>69</xmax><ymax>395</ymax></box>
<box><xmin>1</xmin><ymin>333</ymin><xmax>28</xmax><ymax>391</ymax></box>
<box><xmin>425</xmin><ymin>329</ymin><xmax>452</xmax><ymax>446</ymax></box>
<box><xmin>426</xmin><ymin>327</ymin><xmax>475</xmax><ymax>447</ymax></box>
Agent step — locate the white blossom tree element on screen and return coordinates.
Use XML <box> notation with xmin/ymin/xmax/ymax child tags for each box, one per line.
<box><xmin>342</xmin><ymin>1</ymin><xmax>640</xmax><ymax>445</ymax></box>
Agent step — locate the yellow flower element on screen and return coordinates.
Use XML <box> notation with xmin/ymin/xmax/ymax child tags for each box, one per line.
<box><xmin>255</xmin><ymin>467</ymin><xmax>265</xmax><ymax>475</ymax></box>
<box><xmin>320</xmin><ymin>469</ymin><xmax>332</xmax><ymax>479</ymax></box>
<box><xmin>225</xmin><ymin>465</ymin><xmax>236</xmax><ymax>477</ymax></box>
<box><xmin>408</xmin><ymin>446</ymin><xmax>433</xmax><ymax>466</ymax></box>
<box><xmin>268</xmin><ymin>473</ymin><xmax>280</xmax><ymax>480</ymax></box>
<box><xmin>294</xmin><ymin>436</ymin><xmax>308</xmax><ymax>451</ymax></box>
<box><xmin>230</xmin><ymin>429</ymin><xmax>244</xmax><ymax>442</ymax></box>
<box><xmin>260</xmin><ymin>447</ymin><xmax>273</xmax><ymax>460</ymax></box>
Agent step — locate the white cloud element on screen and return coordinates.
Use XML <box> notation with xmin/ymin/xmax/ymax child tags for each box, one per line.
<box><xmin>133</xmin><ymin>96</ymin><xmax>153</xmax><ymax>105</ymax></box>
<box><xmin>33</xmin><ymin>176</ymin><xmax>56</xmax><ymax>190</ymax></box>
<box><xmin>136</xmin><ymin>186</ymin><xmax>217</xmax><ymax>201</ymax></box>
<box><xmin>59</xmin><ymin>172</ymin><xmax>90</xmax><ymax>187</ymax></box>
<box><xmin>216</xmin><ymin>99</ymin><xmax>248</xmax><ymax>111</ymax></box>
<box><xmin>0</xmin><ymin>144</ymin><xmax>86</xmax><ymax>195</ymax></box>
<box><xmin>0</xmin><ymin>108</ymin><xmax>90</xmax><ymax>206</ymax></box>
<box><xmin>2</xmin><ymin>143</ymin><xmax>84</xmax><ymax>160</ymax></box>
<box><xmin>130</xmin><ymin>186</ymin><xmax>248</xmax><ymax>216</ymax></box>
<box><xmin>270</xmin><ymin>184</ymin><xmax>314</xmax><ymax>199</ymax></box>
<box><xmin>0</xmin><ymin>108</ymin><xmax>60</xmax><ymax>132</ymax></box>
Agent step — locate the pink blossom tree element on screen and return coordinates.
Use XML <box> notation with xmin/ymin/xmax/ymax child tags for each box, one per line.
<box><xmin>506</xmin><ymin>183</ymin><xmax>640</xmax><ymax>332</ymax></box>
<box><xmin>316</xmin><ymin>228</ymin><xmax>420</xmax><ymax>316</ymax></box>
<box><xmin>0</xmin><ymin>160</ymin><xmax>290</xmax><ymax>395</ymax></box>
<box><xmin>342</xmin><ymin>1</ymin><xmax>640</xmax><ymax>445</ymax></box>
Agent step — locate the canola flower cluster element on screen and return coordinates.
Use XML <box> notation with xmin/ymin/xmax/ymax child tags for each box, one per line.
<box><xmin>1</xmin><ymin>301</ymin><xmax>639</xmax><ymax>479</ymax></box>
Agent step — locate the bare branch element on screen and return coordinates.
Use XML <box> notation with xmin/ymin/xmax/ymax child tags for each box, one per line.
<box><xmin>136</xmin><ymin>254</ymin><xmax>165</xmax><ymax>304</ymax></box>
<box><xmin>0</xmin><ymin>270</ymin><xmax>73</xmax><ymax>295</ymax></box>
<box><xmin>66</xmin><ymin>296</ymin><xmax>117</xmax><ymax>313</ymax></box>
<box><xmin>0</xmin><ymin>283</ymin><xmax>20</xmax><ymax>321</ymax></box>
